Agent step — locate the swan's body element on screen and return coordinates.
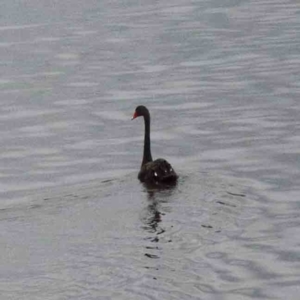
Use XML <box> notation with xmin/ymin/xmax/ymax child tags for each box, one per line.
<box><xmin>132</xmin><ymin>105</ymin><xmax>178</xmax><ymax>185</ymax></box>
<box><xmin>138</xmin><ymin>158</ymin><xmax>176</xmax><ymax>184</ymax></box>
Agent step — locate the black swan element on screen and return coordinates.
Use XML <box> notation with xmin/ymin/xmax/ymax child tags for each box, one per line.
<box><xmin>132</xmin><ymin>105</ymin><xmax>178</xmax><ymax>185</ymax></box>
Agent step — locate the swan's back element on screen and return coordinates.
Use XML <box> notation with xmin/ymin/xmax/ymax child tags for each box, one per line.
<box><xmin>138</xmin><ymin>158</ymin><xmax>178</xmax><ymax>184</ymax></box>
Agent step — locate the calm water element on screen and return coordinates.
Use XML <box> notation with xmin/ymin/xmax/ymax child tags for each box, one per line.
<box><xmin>0</xmin><ymin>0</ymin><xmax>300</xmax><ymax>299</ymax></box>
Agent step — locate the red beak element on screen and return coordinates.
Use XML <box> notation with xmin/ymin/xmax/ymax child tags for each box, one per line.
<box><xmin>131</xmin><ymin>111</ymin><xmax>138</xmax><ymax>120</ymax></box>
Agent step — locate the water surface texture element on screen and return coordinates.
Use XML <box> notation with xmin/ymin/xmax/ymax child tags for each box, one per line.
<box><xmin>0</xmin><ymin>1</ymin><xmax>300</xmax><ymax>299</ymax></box>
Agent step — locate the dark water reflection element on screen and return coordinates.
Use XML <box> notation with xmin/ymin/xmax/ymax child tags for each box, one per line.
<box><xmin>141</xmin><ymin>186</ymin><xmax>178</xmax><ymax>247</ymax></box>
<box><xmin>0</xmin><ymin>0</ymin><xmax>300</xmax><ymax>299</ymax></box>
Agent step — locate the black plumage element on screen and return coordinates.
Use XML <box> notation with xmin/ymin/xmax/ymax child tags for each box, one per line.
<box><xmin>132</xmin><ymin>105</ymin><xmax>178</xmax><ymax>185</ymax></box>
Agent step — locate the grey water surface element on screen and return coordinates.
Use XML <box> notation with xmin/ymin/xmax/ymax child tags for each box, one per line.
<box><xmin>0</xmin><ymin>0</ymin><xmax>300</xmax><ymax>299</ymax></box>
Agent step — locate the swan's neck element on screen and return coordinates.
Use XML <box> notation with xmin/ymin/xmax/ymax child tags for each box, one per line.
<box><xmin>142</xmin><ymin>114</ymin><xmax>153</xmax><ymax>166</ymax></box>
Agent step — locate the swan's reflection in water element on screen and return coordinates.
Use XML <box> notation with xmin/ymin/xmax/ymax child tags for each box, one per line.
<box><xmin>141</xmin><ymin>184</ymin><xmax>177</xmax><ymax>259</ymax></box>
<box><xmin>142</xmin><ymin>193</ymin><xmax>164</xmax><ymax>235</ymax></box>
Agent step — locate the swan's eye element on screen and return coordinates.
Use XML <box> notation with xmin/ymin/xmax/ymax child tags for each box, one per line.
<box><xmin>154</xmin><ymin>172</ymin><xmax>158</xmax><ymax>177</ymax></box>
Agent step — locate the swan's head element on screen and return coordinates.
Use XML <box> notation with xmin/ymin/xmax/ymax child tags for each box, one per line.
<box><xmin>131</xmin><ymin>105</ymin><xmax>150</xmax><ymax>120</ymax></box>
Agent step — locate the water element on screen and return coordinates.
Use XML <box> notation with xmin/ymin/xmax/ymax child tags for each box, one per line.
<box><xmin>0</xmin><ymin>0</ymin><xmax>300</xmax><ymax>299</ymax></box>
